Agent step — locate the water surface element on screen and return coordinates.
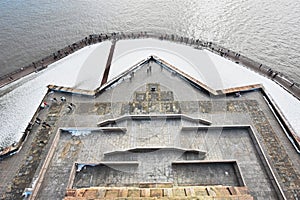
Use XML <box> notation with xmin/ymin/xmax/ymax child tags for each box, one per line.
<box><xmin>0</xmin><ymin>0</ymin><xmax>299</xmax><ymax>82</ymax></box>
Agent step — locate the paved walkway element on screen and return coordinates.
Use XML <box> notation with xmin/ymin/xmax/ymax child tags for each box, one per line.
<box><xmin>0</xmin><ymin>102</ymin><xmax>63</xmax><ymax>200</ymax></box>
<box><xmin>101</xmin><ymin>39</ymin><xmax>117</xmax><ymax>86</ymax></box>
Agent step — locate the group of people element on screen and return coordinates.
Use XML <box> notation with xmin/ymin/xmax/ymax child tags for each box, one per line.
<box><xmin>34</xmin><ymin>117</ymin><xmax>51</xmax><ymax>129</ymax></box>
<box><xmin>36</xmin><ymin>94</ymin><xmax>77</xmax><ymax>130</ymax></box>
<box><xmin>50</xmin><ymin>96</ymin><xmax>66</xmax><ymax>104</ymax></box>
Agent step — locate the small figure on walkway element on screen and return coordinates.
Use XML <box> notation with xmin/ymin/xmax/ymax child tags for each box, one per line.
<box><xmin>268</xmin><ymin>69</ymin><xmax>273</xmax><ymax>75</ymax></box>
<box><xmin>51</xmin><ymin>98</ymin><xmax>57</xmax><ymax>103</ymax></box>
<box><xmin>42</xmin><ymin>121</ymin><xmax>51</xmax><ymax>128</ymax></box>
<box><xmin>147</xmin><ymin>65</ymin><xmax>152</xmax><ymax>75</ymax></box>
<box><xmin>235</xmin><ymin>53</ymin><xmax>241</xmax><ymax>58</ymax></box>
<box><xmin>40</xmin><ymin>102</ymin><xmax>48</xmax><ymax>109</ymax></box>
<box><xmin>129</xmin><ymin>72</ymin><xmax>134</xmax><ymax>82</ymax></box>
<box><xmin>235</xmin><ymin>92</ymin><xmax>241</xmax><ymax>98</ymax></box>
<box><xmin>42</xmin><ymin>122</ymin><xmax>48</xmax><ymax>128</ymax></box>
<box><xmin>67</xmin><ymin>105</ymin><xmax>73</xmax><ymax>110</ymax></box>
<box><xmin>149</xmin><ymin>65</ymin><xmax>152</xmax><ymax>73</ymax></box>
<box><xmin>27</xmin><ymin>122</ymin><xmax>33</xmax><ymax>130</ymax></box>
<box><xmin>67</xmin><ymin>103</ymin><xmax>75</xmax><ymax>111</ymax></box>
<box><xmin>35</xmin><ymin>118</ymin><xmax>41</xmax><ymax>125</ymax></box>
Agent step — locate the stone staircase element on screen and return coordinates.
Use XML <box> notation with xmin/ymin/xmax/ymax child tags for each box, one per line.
<box><xmin>64</xmin><ymin>184</ymin><xmax>253</xmax><ymax>199</ymax></box>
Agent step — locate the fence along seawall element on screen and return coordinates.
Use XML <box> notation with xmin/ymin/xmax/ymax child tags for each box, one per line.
<box><xmin>0</xmin><ymin>32</ymin><xmax>299</xmax><ymax>100</ymax></box>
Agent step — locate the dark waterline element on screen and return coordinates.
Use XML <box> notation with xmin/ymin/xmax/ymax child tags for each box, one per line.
<box><xmin>0</xmin><ymin>0</ymin><xmax>300</xmax><ymax>83</ymax></box>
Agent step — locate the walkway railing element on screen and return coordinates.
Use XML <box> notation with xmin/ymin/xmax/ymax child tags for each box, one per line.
<box><xmin>0</xmin><ymin>32</ymin><xmax>299</xmax><ymax>100</ymax></box>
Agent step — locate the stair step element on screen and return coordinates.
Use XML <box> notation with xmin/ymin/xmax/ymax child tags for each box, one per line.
<box><xmin>64</xmin><ymin>185</ymin><xmax>254</xmax><ymax>199</ymax></box>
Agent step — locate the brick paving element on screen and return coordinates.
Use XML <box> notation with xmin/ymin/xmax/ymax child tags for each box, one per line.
<box><xmin>64</xmin><ymin>185</ymin><xmax>254</xmax><ymax>200</ymax></box>
<box><xmin>246</xmin><ymin>100</ymin><xmax>300</xmax><ymax>199</ymax></box>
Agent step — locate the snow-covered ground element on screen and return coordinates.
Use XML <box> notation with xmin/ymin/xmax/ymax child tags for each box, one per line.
<box><xmin>206</xmin><ymin>50</ymin><xmax>300</xmax><ymax>134</ymax></box>
<box><xmin>109</xmin><ymin>39</ymin><xmax>300</xmax><ymax>135</ymax></box>
<box><xmin>74</xmin><ymin>41</ymin><xmax>111</xmax><ymax>90</ymax></box>
<box><xmin>0</xmin><ymin>38</ymin><xmax>299</xmax><ymax>147</ymax></box>
<box><xmin>0</xmin><ymin>42</ymin><xmax>111</xmax><ymax>147</ymax></box>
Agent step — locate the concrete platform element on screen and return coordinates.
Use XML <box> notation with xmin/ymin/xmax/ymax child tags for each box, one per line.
<box><xmin>0</xmin><ymin>36</ymin><xmax>300</xmax><ymax>200</ymax></box>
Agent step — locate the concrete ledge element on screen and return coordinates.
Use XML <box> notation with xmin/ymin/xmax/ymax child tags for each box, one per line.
<box><xmin>61</xmin><ymin>127</ymin><xmax>127</xmax><ymax>133</ymax></box>
<box><xmin>222</xmin><ymin>84</ymin><xmax>263</xmax><ymax>94</ymax></box>
<box><xmin>181</xmin><ymin>125</ymin><xmax>250</xmax><ymax>131</ymax></box>
<box><xmin>172</xmin><ymin>160</ymin><xmax>237</xmax><ymax>164</ymax></box>
<box><xmin>139</xmin><ymin>183</ymin><xmax>173</xmax><ymax>188</ymax></box>
<box><xmin>76</xmin><ymin>161</ymin><xmax>140</xmax><ymax>166</ymax></box>
<box><xmin>48</xmin><ymin>85</ymin><xmax>95</xmax><ymax>96</ymax></box>
<box><xmin>104</xmin><ymin>147</ymin><xmax>206</xmax><ymax>157</ymax></box>
<box><xmin>98</xmin><ymin>114</ymin><xmax>212</xmax><ymax>127</ymax></box>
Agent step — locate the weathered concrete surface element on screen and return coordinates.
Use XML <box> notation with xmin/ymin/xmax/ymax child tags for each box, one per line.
<box><xmin>1</xmin><ymin>58</ymin><xmax>299</xmax><ymax>200</ymax></box>
<box><xmin>0</xmin><ymin>100</ymin><xmax>64</xmax><ymax>199</ymax></box>
<box><xmin>38</xmin><ymin>61</ymin><xmax>299</xmax><ymax>199</ymax></box>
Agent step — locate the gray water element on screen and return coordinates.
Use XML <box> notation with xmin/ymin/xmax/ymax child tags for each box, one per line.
<box><xmin>0</xmin><ymin>0</ymin><xmax>300</xmax><ymax>83</ymax></box>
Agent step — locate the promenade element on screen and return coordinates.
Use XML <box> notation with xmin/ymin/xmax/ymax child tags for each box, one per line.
<box><xmin>1</xmin><ymin>32</ymin><xmax>299</xmax><ymax>100</ymax></box>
